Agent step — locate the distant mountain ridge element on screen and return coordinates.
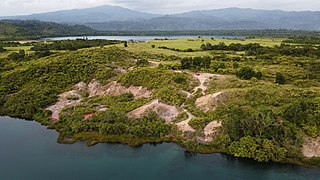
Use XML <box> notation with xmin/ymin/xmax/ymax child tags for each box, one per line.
<box><xmin>1</xmin><ymin>6</ymin><xmax>320</xmax><ymax>31</ymax></box>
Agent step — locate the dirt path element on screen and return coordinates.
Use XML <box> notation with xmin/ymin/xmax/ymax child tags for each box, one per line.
<box><xmin>176</xmin><ymin>109</ymin><xmax>196</xmax><ymax>132</ymax></box>
<box><xmin>192</xmin><ymin>73</ymin><xmax>219</xmax><ymax>94</ymax></box>
<box><xmin>303</xmin><ymin>137</ymin><xmax>320</xmax><ymax>158</ymax></box>
<box><xmin>203</xmin><ymin>121</ymin><xmax>222</xmax><ymax>142</ymax></box>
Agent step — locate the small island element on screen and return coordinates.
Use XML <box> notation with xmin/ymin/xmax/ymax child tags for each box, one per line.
<box><xmin>0</xmin><ymin>21</ymin><xmax>319</xmax><ymax>168</ymax></box>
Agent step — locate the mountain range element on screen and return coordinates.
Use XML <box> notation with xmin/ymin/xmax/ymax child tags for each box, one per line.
<box><xmin>1</xmin><ymin>5</ymin><xmax>320</xmax><ymax>31</ymax></box>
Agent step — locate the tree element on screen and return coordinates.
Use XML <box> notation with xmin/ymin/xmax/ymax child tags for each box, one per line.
<box><xmin>200</xmin><ymin>44</ymin><xmax>206</xmax><ymax>50</ymax></box>
<box><xmin>228</xmin><ymin>136</ymin><xmax>287</xmax><ymax>162</ymax></box>
<box><xmin>206</xmin><ymin>43</ymin><xmax>213</xmax><ymax>50</ymax></box>
<box><xmin>275</xmin><ymin>72</ymin><xmax>286</xmax><ymax>84</ymax></box>
<box><xmin>0</xmin><ymin>46</ymin><xmax>5</xmax><ymax>52</ymax></box>
<box><xmin>136</xmin><ymin>59</ymin><xmax>149</xmax><ymax>67</ymax></box>
<box><xmin>181</xmin><ymin>57</ymin><xmax>192</xmax><ymax>69</ymax></box>
<box><xmin>236</xmin><ymin>67</ymin><xmax>257</xmax><ymax>80</ymax></box>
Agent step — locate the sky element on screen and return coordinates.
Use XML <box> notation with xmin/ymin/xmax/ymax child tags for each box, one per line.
<box><xmin>1</xmin><ymin>0</ymin><xmax>320</xmax><ymax>16</ymax></box>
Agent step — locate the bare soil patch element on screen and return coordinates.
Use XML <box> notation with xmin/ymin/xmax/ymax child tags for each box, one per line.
<box><xmin>127</xmin><ymin>99</ymin><xmax>179</xmax><ymax>124</ymax></box>
<box><xmin>88</xmin><ymin>80</ymin><xmax>152</xmax><ymax>99</ymax></box>
<box><xmin>46</xmin><ymin>88</ymin><xmax>82</xmax><ymax>121</ymax></box>
<box><xmin>195</xmin><ymin>92</ymin><xmax>225</xmax><ymax>112</ymax></box>
<box><xmin>303</xmin><ymin>137</ymin><xmax>320</xmax><ymax>158</ymax></box>
<box><xmin>203</xmin><ymin>121</ymin><xmax>222</xmax><ymax>142</ymax></box>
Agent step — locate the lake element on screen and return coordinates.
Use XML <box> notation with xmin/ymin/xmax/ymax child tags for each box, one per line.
<box><xmin>0</xmin><ymin>116</ymin><xmax>319</xmax><ymax>180</ymax></box>
<box><xmin>45</xmin><ymin>35</ymin><xmax>243</xmax><ymax>41</ymax></box>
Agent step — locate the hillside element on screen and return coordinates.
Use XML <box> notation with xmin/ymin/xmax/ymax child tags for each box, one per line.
<box><xmin>0</xmin><ymin>37</ymin><xmax>319</xmax><ymax>167</ymax></box>
<box><xmin>0</xmin><ymin>20</ymin><xmax>98</xmax><ymax>40</ymax></box>
<box><xmin>0</xmin><ymin>5</ymin><xmax>160</xmax><ymax>23</ymax></box>
<box><xmin>1</xmin><ymin>6</ymin><xmax>320</xmax><ymax>30</ymax></box>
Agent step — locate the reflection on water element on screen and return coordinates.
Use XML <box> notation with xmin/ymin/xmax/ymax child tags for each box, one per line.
<box><xmin>0</xmin><ymin>116</ymin><xmax>319</xmax><ymax>180</ymax></box>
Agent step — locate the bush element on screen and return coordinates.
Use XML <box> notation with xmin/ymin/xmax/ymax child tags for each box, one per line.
<box><xmin>136</xmin><ymin>59</ymin><xmax>149</xmax><ymax>67</ymax></box>
<box><xmin>275</xmin><ymin>72</ymin><xmax>286</xmax><ymax>84</ymax></box>
<box><xmin>236</xmin><ymin>67</ymin><xmax>262</xmax><ymax>80</ymax></box>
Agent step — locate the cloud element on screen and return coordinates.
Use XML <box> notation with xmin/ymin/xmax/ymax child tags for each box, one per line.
<box><xmin>0</xmin><ymin>0</ymin><xmax>320</xmax><ymax>16</ymax></box>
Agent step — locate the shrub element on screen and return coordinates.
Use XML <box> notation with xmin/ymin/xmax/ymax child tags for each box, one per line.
<box><xmin>236</xmin><ymin>67</ymin><xmax>261</xmax><ymax>80</ymax></box>
<box><xmin>275</xmin><ymin>72</ymin><xmax>286</xmax><ymax>84</ymax></box>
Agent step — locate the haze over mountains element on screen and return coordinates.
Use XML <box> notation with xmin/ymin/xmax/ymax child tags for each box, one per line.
<box><xmin>1</xmin><ymin>5</ymin><xmax>320</xmax><ymax>31</ymax></box>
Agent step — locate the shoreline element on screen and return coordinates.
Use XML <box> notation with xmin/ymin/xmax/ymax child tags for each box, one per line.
<box><xmin>1</xmin><ymin>115</ymin><xmax>319</xmax><ymax>168</ymax></box>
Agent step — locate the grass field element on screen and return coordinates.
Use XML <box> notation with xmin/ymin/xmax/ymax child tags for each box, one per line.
<box><xmin>5</xmin><ymin>46</ymin><xmax>33</xmax><ymax>51</ymax></box>
<box><xmin>113</xmin><ymin>38</ymin><xmax>284</xmax><ymax>59</ymax></box>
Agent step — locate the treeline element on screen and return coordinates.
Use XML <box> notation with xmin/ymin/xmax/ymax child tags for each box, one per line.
<box><xmin>5</xmin><ymin>49</ymin><xmax>52</xmax><ymax>62</ymax></box>
<box><xmin>31</xmin><ymin>39</ymin><xmax>122</xmax><ymax>51</ymax></box>
<box><xmin>94</xmin><ymin>29</ymin><xmax>320</xmax><ymax>38</ymax></box>
<box><xmin>283</xmin><ymin>37</ymin><xmax>320</xmax><ymax>45</ymax></box>
<box><xmin>180</xmin><ymin>56</ymin><xmax>211</xmax><ymax>70</ymax></box>
<box><xmin>249</xmin><ymin>44</ymin><xmax>320</xmax><ymax>58</ymax></box>
<box><xmin>201</xmin><ymin>42</ymin><xmax>261</xmax><ymax>51</ymax></box>
<box><xmin>200</xmin><ymin>42</ymin><xmax>320</xmax><ymax>58</ymax></box>
<box><xmin>158</xmin><ymin>46</ymin><xmax>195</xmax><ymax>52</ymax></box>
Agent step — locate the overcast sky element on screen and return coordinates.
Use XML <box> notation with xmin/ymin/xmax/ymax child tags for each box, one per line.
<box><xmin>1</xmin><ymin>0</ymin><xmax>320</xmax><ymax>16</ymax></box>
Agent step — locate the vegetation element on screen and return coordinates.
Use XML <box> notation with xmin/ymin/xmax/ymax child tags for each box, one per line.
<box><xmin>31</xmin><ymin>39</ymin><xmax>121</xmax><ymax>51</ymax></box>
<box><xmin>0</xmin><ymin>20</ymin><xmax>98</xmax><ymax>40</ymax></box>
<box><xmin>1</xmin><ymin>36</ymin><xmax>319</xmax><ymax>168</ymax></box>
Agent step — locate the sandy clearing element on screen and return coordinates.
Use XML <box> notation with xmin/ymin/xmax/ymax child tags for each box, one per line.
<box><xmin>176</xmin><ymin>109</ymin><xmax>196</xmax><ymax>132</ymax></box>
<box><xmin>127</xmin><ymin>99</ymin><xmax>180</xmax><ymax>124</ymax></box>
<box><xmin>195</xmin><ymin>92</ymin><xmax>224</xmax><ymax>112</ymax></box>
<box><xmin>88</xmin><ymin>80</ymin><xmax>152</xmax><ymax>99</ymax></box>
<box><xmin>46</xmin><ymin>90</ymin><xmax>82</xmax><ymax>121</ymax></box>
<box><xmin>203</xmin><ymin>121</ymin><xmax>222</xmax><ymax>142</ymax></box>
<box><xmin>303</xmin><ymin>137</ymin><xmax>320</xmax><ymax>158</ymax></box>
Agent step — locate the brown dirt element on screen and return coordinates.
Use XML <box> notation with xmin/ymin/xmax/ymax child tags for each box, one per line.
<box><xmin>203</xmin><ymin>121</ymin><xmax>222</xmax><ymax>142</ymax></box>
<box><xmin>127</xmin><ymin>99</ymin><xmax>180</xmax><ymax>124</ymax></box>
<box><xmin>88</xmin><ymin>80</ymin><xmax>152</xmax><ymax>99</ymax></box>
<box><xmin>195</xmin><ymin>92</ymin><xmax>224</xmax><ymax>112</ymax></box>
<box><xmin>303</xmin><ymin>137</ymin><xmax>320</xmax><ymax>158</ymax></box>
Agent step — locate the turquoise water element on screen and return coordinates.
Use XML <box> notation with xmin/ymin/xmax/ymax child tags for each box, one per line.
<box><xmin>0</xmin><ymin>116</ymin><xmax>319</xmax><ymax>180</ymax></box>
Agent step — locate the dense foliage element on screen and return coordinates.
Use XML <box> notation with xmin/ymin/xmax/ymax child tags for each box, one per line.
<box><xmin>0</xmin><ymin>47</ymin><xmax>135</xmax><ymax>119</ymax></box>
<box><xmin>0</xmin><ymin>20</ymin><xmax>98</xmax><ymax>40</ymax></box>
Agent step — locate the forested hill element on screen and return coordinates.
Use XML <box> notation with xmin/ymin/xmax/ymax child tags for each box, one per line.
<box><xmin>0</xmin><ymin>20</ymin><xmax>98</xmax><ymax>40</ymax></box>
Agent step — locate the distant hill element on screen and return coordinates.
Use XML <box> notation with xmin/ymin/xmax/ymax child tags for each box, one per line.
<box><xmin>0</xmin><ymin>5</ymin><xmax>160</xmax><ymax>23</ymax></box>
<box><xmin>1</xmin><ymin>6</ymin><xmax>320</xmax><ymax>31</ymax></box>
<box><xmin>0</xmin><ymin>20</ymin><xmax>97</xmax><ymax>40</ymax></box>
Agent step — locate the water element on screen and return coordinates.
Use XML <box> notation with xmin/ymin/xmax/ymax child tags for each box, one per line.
<box><xmin>45</xmin><ymin>35</ymin><xmax>243</xmax><ymax>41</ymax></box>
<box><xmin>0</xmin><ymin>116</ymin><xmax>319</xmax><ymax>180</ymax></box>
